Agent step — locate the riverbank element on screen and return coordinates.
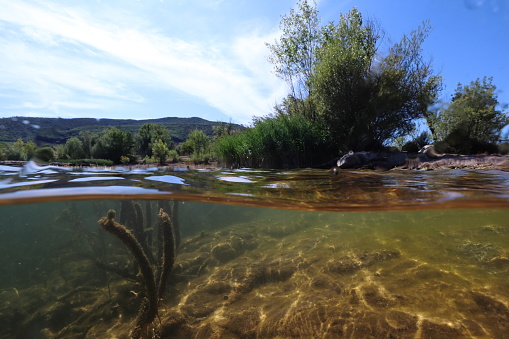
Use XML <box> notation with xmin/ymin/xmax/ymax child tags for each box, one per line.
<box><xmin>337</xmin><ymin>151</ymin><xmax>509</xmax><ymax>171</ymax></box>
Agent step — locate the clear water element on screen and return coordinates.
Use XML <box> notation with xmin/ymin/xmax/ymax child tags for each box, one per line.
<box><xmin>0</xmin><ymin>162</ymin><xmax>508</xmax><ymax>338</ymax></box>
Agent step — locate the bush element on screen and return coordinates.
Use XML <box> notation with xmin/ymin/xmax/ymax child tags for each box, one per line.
<box><xmin>120</xmin><ymin>155</ymin><xmax>130</xmax><ymax>164</ymax></box>
<box><xmin>62</xmin><ymin>159</ymin><xmax>114</xmax><ymax>166</ymax></box>
<box><xmin>0</xmin><ymin>143</ymin><xmax>6</xmax><ymax>160</ymax></box>
<box><xmin>35</xmin><ymin>147</ymin><xmax>55</xmax><ymax>162</ymax></box>
<box><xmin>168</xmin><ymin>150</ymin><xmax>180</xmax><ymax>162</ymax></box>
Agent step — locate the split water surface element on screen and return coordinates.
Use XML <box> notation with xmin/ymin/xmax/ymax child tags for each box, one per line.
<box><xmin>0</xmin><ymin>162</ymin><xmax>508</xmax><ymax>338</ymax></box>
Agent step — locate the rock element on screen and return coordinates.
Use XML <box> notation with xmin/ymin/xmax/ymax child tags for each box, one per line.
<box><xmin>336</xmin><ymin>150</ymin><xmax>509</xmax><ymax>170</ymax></box>
<box><xmin>337</xmin><ymin>150</ymin><xmax>409</xmax><ymax>170</ymax></box>
<box><xmin>211</xmin><ymin>243</ymin><xmax>238</xmax><ymax>263</ymax></box>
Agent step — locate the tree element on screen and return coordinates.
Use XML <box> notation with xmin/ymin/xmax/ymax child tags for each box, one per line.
<box><xmin>187</xmin><ymin>129</ymin><xmax>210</xmax><ymax>156</ymax></box>
<box><xmin>79</xmin><ymin>130</ymin><xmax>93</xmax><ymax>158</ymax></box>
<box><xmin>64</xmin><ymin>137</ymin><xmax>85</xmax><ymax>159</ymax></box>
<box><xmin>92</xmin><ymin>128</ymin><xmax>134</xmax><ymax>164</ymax></box>
<box><xmin>136</xmin><ymin>123</ymin><xmax>173</xmax><ymax>158</ymax></box>
<box><xmin>432</xmin><ymin>77</ymin><xmax>508</xmax><ymax>143</ymax></box>
<box><xmin>152</xmin><ymin>139</ymin><xmax>170</xmax><ymax>165</ymax></box>
<box><xmin>266</xmin><ymin>0</ymin><xmax>321</xmax><ymax>120</ymax></box>
<box><xmin>34</xmin><ymin>147</ymin><xmax>55</xmax><ymax>162</ymax></box>
<box><xmin>0</xmin><ymin>143</ymin><xmax>6</xmax><ymax>160</ymax></box>
<box><xmin>312</xmin><ymin>10</ymin><xmax>442</xmax><ymax>151</ymax></box>
<box><xmin>7</xmin><ymin>138</ymin><xmax>27</xmax><ymax>160</ymax></box>
<box><xmin>311</xmin><ymin>8</ymin><xmax>380</xmax><ymax>150</ymax></box>
<box><xmin>22</xmin><ymin>140</ymin><xmax>37</xmax><ymax>160</ymax></box>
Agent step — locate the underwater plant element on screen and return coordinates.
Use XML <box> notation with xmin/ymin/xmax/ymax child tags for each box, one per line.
<box><xmin>98</xmin><ymin>206</ymin><xmax>177</xmax><ymax>339</ymax></box>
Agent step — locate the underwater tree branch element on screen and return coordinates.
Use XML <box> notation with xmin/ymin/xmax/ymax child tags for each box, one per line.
<box><xmin>98</xmin><ymin>209</ymin><xmax>158</xmax><ymax>338</ymax></box>
<box><xmin>157</xmin><ymin>208</ymin><xmax>176</xmax><ymax>301</ymax></box>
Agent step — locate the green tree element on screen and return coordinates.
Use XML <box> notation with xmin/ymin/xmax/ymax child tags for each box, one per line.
<box><xmin>79</xmin><ymin>130</ymin><xmax>93</xmax><ymax>158</ymax></box>
<box><xmin>0</xmin><ymin>143</ymin><xmax>6</xmax><ymax>160</ymax></box>
<box><xmin>6</xmin><ymin>138</ymin><xmax>26</xmax><ymax>160</ymax></box>
<box><xmin>266</xmin><ymin>0</ymin><xmax>321</xmax><ymax>120</ymax></box>
<box><xmin>34</xmin><ymin>147</ymin><xmax>55</xmax><ymax>162</ymax></box>
<box><xmin>65</xmin><ymin>137</ymin><xmax>85</xmax><ymax>159</ymax></box>
<box><xmin>187</xmin><ymin>129</ymin><xmax>210</xmax><ymax>156</ymax></box>
<box><xmin>22</xmin><ymin>141</ymin><xmax>37</xmax><ymax>160</ymax></box>
<box><xmin>312</xmin><ymin>10</ymin><xmax>441</xmax><ymax>151</ymax></box>
<box><xmin>178</xmin><ymin>140</ymin><xmax>194</xmax><ymax>156</ymax></box>
<box><xmin>152</xmin><ymin>139</ymin><xmax>170</xmax><ymax>165</ymax></box>
<box><xmin>92</xmin><ymin>128</ymin><xmax>134</xmax><ymax>164</ymax></box>
<box><xmin>432</xmin><ymin>77</ymin><xmax>508</xmax><ymax>143</ymax></box>
<box><xmin>136</xmin><ymin>123</ymin><xmax>173</xmax><ymax>158</ymax></box>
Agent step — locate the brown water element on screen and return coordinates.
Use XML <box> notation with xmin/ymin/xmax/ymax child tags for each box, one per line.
<box><xmin>0</xmin><ymin>162</ymin><xmax>508</xmax><ymax>338</ymax></box>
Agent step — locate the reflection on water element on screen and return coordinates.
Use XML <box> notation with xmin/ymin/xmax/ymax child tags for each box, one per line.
<box><xmin>0</xmin><ymin>164</ymin><xmax>508</xmax><ymax>338</ymax></box>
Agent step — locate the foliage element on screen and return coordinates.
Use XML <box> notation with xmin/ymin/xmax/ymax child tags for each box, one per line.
<box><xmin>5</xmin><ymin>138</ymin><xmax>29</xmax><ymax>160</ymax></box>
<box><xmin>152</xmin><ymin>139</ymin><xmax>170</xmax><ymax>165</ymax></box>
<box><xmin>401</xmin><ymin>131</ymin><xmax>432</xmax><ymax>152</ymax></box>
<box><xmin>429</xmin><ymin>77</ymin><xmax>508</xmax><ymax>144</ymax></box>
<box><xmin>0</xmin><ymin>116</ymin><xmax>239</xmax><ymax>146</ymax></box>
<box><xmin>177</xmin><ymin>140</ymin><xmax>194</xmax><ymax>156</ymax></box>
<box><xmin>54</xmin><ymin>144</ymin><xmax>66</xmax><ymax>160</ymax></box>
<box><xmin>120</xmin><ymin>155</ymin><xmax>130</xmax><ymax>164</ymax></box>
<box><xmin>60</xmin><ymin>159</ymin><xmax>114</xmax><ymax>166</ymax></box>
<box><xmin>215</xmin><ymin>113</ymin><xmax>331</xmax><ymax>168</ymax></box>
<box><xmin>266</xmin><ymin>0</ymin><xmax>320</xmax><ymax>104</ymax></box>
<box><xmin>64</xmin><ymin>137</ymin><xmax>85</xmax><ymax>159</ymax></box>
<box><xmin>312</xmin><ymin>10</ymin><xmax>442</xmax><ymax>152</ymax></box>
<box><xmin>79</xmin><ymin>130</ymin><xmax>93</xmax><ymax>158</ymax></box>
<box><xmin>92</xmin><ymin>127</ymin><xmax>134</xmax><ymax>164</ymax></box>
<box><xmin>0</xmin><ymin>143</ymin><xmax>5</xmax><ymax>160</ymax></box>
<box><xmin>187</xmin><ymin>129</ymin><xmax>210</xmax><ymax>158</ymax></box>
<box><xmin>34</xmin><ymin>147</ymin><xmax>55</xmax><ymax>162</ymax></box>
<box><xmin>168</xmin><ymin>150</ymin><xmax>179</xmax><ymax>162</ymax></box>
<box><xmin>136</xmin><ymin>123</ymin><xmax>173</xmax><ymax>158</ymax></box>
<box><xmin>23</xmin><ymin>141</ymin><xmax>37</xmax><ymax>160</ymax></box>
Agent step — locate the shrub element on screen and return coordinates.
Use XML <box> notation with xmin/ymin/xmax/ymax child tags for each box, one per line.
<box><xmin>168</xmin><ymin>150</ymin><xmax>179</xmax><ymax>162</ymax></box>
<box><xmin>35</xmin><ymin>147</ymin><xmax>55</xmax><ymax>162</ymax></box>
<box><xmin>215</xmin><ymin>113</ymin><xmax>331</xmax><ymax>168</ymax></box>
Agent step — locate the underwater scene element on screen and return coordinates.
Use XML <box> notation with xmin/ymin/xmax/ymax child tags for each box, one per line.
<box><xmin>0</xmin><ymin>163</ymin><xmax>509</xmax><ymax>338</ymax></box>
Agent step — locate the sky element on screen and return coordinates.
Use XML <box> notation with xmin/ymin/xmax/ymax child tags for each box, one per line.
<box><xmin>0</xmin><ymin>0</ymin><xmax>508</xmax><ymax>126</ymax></box>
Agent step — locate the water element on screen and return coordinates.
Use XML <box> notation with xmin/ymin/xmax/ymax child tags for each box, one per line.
<box><xmin>0</xmin><ymin>162</ymin><xmax>508</xmax><ymax>338</ymax></box>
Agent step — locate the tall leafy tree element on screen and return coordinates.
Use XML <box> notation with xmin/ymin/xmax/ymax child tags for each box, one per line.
<box><xmin>187</xmin><ymin>129</ymin><xmax>210</xmax><ymax>156</ymax></box>
<box><xmin>266</xmin><ymin>0</ymin><xmax>321</xmax><ymax>120</ymax></box>
<box><xmin>136</xmin><ymin>123</ymin><xmax>173</xmax><ymax>158</ymax></box>
<box><xmin>152</xmin><ymin>139</ymin><xmax>170</xmax><ymax>165</ymax></box>
<box><xmin>312</xmin><ymin>10</ymin><xmax>442</xmax><ymax>151</ymax></box>
<box><xmin>64</xmin><ymin>137</ymin><xmax>85</xmax><ymax>159</ymax></box>
<box><xmin>432</xmin><ymin>77</ymin><xmax>508</xmax><ymax>143</ymax></box>
<box><xmin>79</xmin><ymin>130</ymin><xmax>93</xmax><ymax>158</ymax></box>
<box><xmin>92</xmin><ymin>128</ymin><xmax>134</xmax><ymax>164</ymax></box>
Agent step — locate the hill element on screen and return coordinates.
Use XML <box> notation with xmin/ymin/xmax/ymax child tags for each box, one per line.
<box><xmin>0</xmin><ymin>116</ymin><xmax>243</xmax><ymax>145</ymax></box>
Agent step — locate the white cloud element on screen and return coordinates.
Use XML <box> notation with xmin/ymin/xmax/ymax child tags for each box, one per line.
<box><xmin>0</xmin><ymin>0</ymin><xmax>285</xmax><ymax>124</ymax></box>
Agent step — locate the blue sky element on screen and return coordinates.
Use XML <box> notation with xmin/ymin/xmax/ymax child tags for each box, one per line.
<box><xmin>0</xmin><ymin>0</ymin><xmax>508</xmax><ymax>126</ymax></box>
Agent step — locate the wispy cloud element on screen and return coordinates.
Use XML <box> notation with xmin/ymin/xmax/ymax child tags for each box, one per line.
<box><xmin>0</xmin><ymin>1</ymin><xmax>285</xmax><ymax>123</ymax></box>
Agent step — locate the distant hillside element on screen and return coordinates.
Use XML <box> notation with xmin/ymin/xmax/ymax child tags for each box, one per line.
<box><xmin>0</xmin><ymin>116</ymin><xmax>243</xmax><ymax>145</ymax></box>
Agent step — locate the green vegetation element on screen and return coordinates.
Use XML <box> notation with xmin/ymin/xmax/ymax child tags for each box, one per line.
<box><xmin>426</xmin><ymin>77</ymin><xmax>508</xmax><ymax>153</ymax></box>
<box><xmin>137</xmin><ymin>123</ymin><xmax>173</xmax><ymax>158</ymax></box>
<box><xmin>215</xmin><ymin>113</ymin><xmax>331</xmax><ymax>168</ymax></box>
<box><xmin>152</xmin><ymin>139</ymin><xmax>171</xmax><ymax>165</ymax></box>
<box><xmin>0</xmin><ymin>2</ymin><xmax>507</xmax><ymax>168</ymax></box>
<box><xmin>216</xmin><ymin>1</ymin><xmax>506</xmax><ymax>167</ymax></box>
<box><xmin>186</xmin><ymin>129</ymin><xmax>212</xmax><ymax>164</ymax></box>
